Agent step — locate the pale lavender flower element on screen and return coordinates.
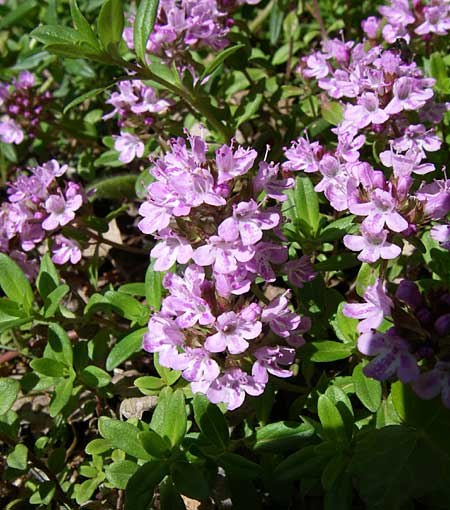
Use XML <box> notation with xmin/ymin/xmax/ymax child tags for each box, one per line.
<box><xmin>302</xmin><ymin>52</ymin><xmax>330</xmax><ymax>79</ymax></box>
<box><xmin>245</xmin><ymin>241</ymin><xmax>288</xmax><ymax>282</ymax></box>
<box><xmin>218</xmin><ymin>200</ymin><xmax>280</xmax><ymax>246</ymax></box>
<box><xmin>142</xmin><ymin>313</ymin><xmax>185</xmax><ymax>360</ymax></box>
<box><xmin>113</xmin><ymin>131</ymin><xmax>144</xmax><ymax>163</ymax></box>
<box><xmin>358</xmin><ymin>330</ymin><xmax>420</xmax><ymax>383</ymax></box>
<box><xmin>412</xmin><ymin>362</ymin><xmax>450</xmax><ymax>408</ymax></box>
<box><xmin>343</xmin><ymin>226</ymin><xmax>401</xmax><ymax>263</ymax></box>
<box><xmin>150</xmin><ymin>228</ymin><xmax>193</xmax><ymax>271</ymax></box>
<box><xmin>0</xmin><ymin>118</ymin><xmax>24</xmax><ymax>144</ymax></box>
<box><xmin>415</xmin><ymin>5</ymin><xmax>450</xmax><ymax>36</ymax></box>
<box><xmin>261</xmin><ymin>294</ymin><xmax>301</xmax><ymax>338</ymax></box>
<box><xmin>285</xmin><ymin>256</ymin><xmax>316</xmax><ymax>288</ymax></box>
<box><xmin>200</xmin><ymin>368</ymin><xmax>265</xmax><ymax>411</ymax></box>
<box><xmin>52</xmin><ymin>235</ymin><xmax>82</xmax><ymax>265</ymax></box>
<box><xmin>344</xmin><ymin>92</ymin><xmax>389</xmax><ymax>129</ymax></box>
<box><xmin>205</xmin><ymin>307</ymin><xmax>262</xmax><ymax>354</ymax></box>
<box><xmin>430</xmin><ymin>224</ymin><xmax>450</xmax><ymax>249</ymax></box>
<box><xmin>193</xmin><ymin>235</ymin><xmax>254</xmax><ymax>274</ymax></box>
<box><xmin>215</xmin><ymin>143</ymin><xmax>257</xmax><ymax>184</ymax></box>
<box><xmin>393</xmin><ymin>125</ymin><xmax>442</xmax><ymax>156</ymax></box>
<box><xmin>42</xmin><ymin>184</ymin><xmax>83</xmax><ymax>231</ymax></box>
<box><xmin>254</xmin><ymin>161</ymin><xmax>295</xmax><ymax>201</ymax></box>
<box><xmin>343</xmin><ymin>278</ymin><xmax>393</xmax><ymax>333</ymax></box>
<box><xmin>160</xmin><ymin>346</ymin><xmax>220</xmax><ymax>383</ymax></box>
<box><xmin>379</xmin><ymin>0</ymin><xmax>415</xmax><ymax>27</ymax></box>
<box><xmin>362</xmin><ymin>16</ymin><xmax>381</xmax><ymax>39</ymax></box>
<box><xmin>384</xmin><ymin>76</ymin><xmax>434</xmax><ymax>115</ymax></box>
<box><xmin>379</xmin><ymin>147</ymin><xmax>435</xmax><ymax>176</ymax></box>
<box><xmin>415</xmin><ymin>180</ymin><xmax>450</xmax><ymax>220</ymax></box>
<box><xmin>162</xmin><ymin>265</ymin><xmax>215</xmax><ymax>327</ymax></box>
<box><xmin>395</xmin><ymin>280</ymin><xmax>422</xmax><ymax>310</ymax></box>
<box><xmin>252</xmin><ymin>346</ymin><xmax>295</xmax><ymax>384</ymax></box>
<box><xmin>349</xmin><ymin>187</ymin><xmax>408</xmax><ymax>234</ymax></box>
<box><xmin>283</xmin><ymin>136</ymin><xmax>322</xmax><ymax>173</ymax></box>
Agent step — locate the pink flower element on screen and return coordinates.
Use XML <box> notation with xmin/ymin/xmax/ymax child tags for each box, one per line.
<box><xmin>193</xmin><ymin>235</ymin><xmax>254</xmax><ymax>274</ymax></box>
<box><xmin>412</xmin><ymin>362</ymin><xmax>450</xmax><ymax>408</ymax></box>
<box><xmin>283</xmin><ymin>136</ymin><xmax>322</xmax><ymax>173</ymax></box>
<box><xmin>415</xmin><ymin>5</ymin><xmax>450</xmax><ymax>36</ymax></box>
<box><xmin>42</xmin><ymin>184</ymin><xmax>83</xmax><ymax>231</ymax></box>
<box><xmin>215</xmin><ymin>143</ymin><xmax>257</xmax><ymax>184</ymax></box>
<box><xmin>254</xmin><ymin>161</ymin><xmax>295</xmax><ymax>201</ymax></box>
<box><xmin>0</xmin><ymin>118</ymin><xmax>24</xmax><ymax>144</ymax></box>
<box><xmin>252</xmin><ymin>346</ymin><xmax>295</xmax><ymax>384</ymax></box>
<box><xmin>205</xmin><ymin>308</ymin><xmax>262</xmax><ymax>354</ymax></box>
<box><xmin>52</xmin><ymin>235</ymin><xmax>82</xmax><ymax>265</ymax></box>
<box><xmin>349</xmin><ymin>188</ymin><xmax>408</xmax><ymax>234</ymax></box>
<box><xmin>200</xmin><ymin>368</ymin><xmax>265</xmax><ymax>411</ymax></box>
<box><xmin>384</xmin><ymin>77</ymin><xmax>434</xmax><ymax>115</ymax></box>
<box><xmin>218</xmin><ymin>200</ymin><xmax>280</xmax><ymax>246</ymax></box>
<box><xmin>285</xmin><ymin>256</ymin><xmax>316</xmax><ymax>288</ymax></box>
<box><xmin>150</xmin><ymin>228</ymin><xmax>193</xmax><ymax>271</ymax></box>
<box><xmin>113</xmin><ymin>131</ymin><xmax>144</xmax><ymax>163</ymax></box>
<box><xmin>358</xmin><ymin>330</ymin><xmax>419</xmax><ymax>383</ymax></box>
<box><xmin>261</xmin><ymin>294</ymin><xmax>301</xmax><ymax>337</ymax></box>
<box><xmin>344</xmin><ymin>92</ymin><xmax>389</xmax><ymax>129</ymax></box>
<box><xmin>343</xmin><ymin>226</ymin><xmax>401</xmax><ymax>263</ymax></box>
<box><xmin>343</xmin><ymin>278</ymin><xmax>393</xmax><ymax>333</ymax></box>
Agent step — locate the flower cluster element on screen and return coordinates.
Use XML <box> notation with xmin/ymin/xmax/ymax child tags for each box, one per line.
<box><xmin>0</xmin><ymin>71</ymin><xmax>52</xmax><ymax>145</ymax></box>
<box><xmin>344</xmin><ymin>278</ymin><xmax>450</xmax><ymax>408</ymax></box>
<box><xmin>293</xmin><ymin>33</ymin><xmax>450</xmax><ymax>264</ymax></box>
<box><xmin>104</xmin><ymin>79</ymin><xmax>173</xmax><ymax>163</ymax></box>
<box><xmin>0</xmin><ymin>160</ymin><xmax>85</xmax><ymax>277</ymax></box>
<box><xmin>363</xmin><ymin>0</ymin><xmax>450</xmax><ymax>43</ymax></box>
<box><xmin>124</xmin><ymin>0</ymin><xmax>260</xmax><ymax>68</ymax></box>
<box><xmin>139</xmin><ymin>134</ymin><xmax>314</xmax><ymax>410</ymax></box>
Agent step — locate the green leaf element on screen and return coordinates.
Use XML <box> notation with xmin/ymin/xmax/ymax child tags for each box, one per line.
<box><xmin>79</xmin><ymin>365</ymin><xmax>111</xmax><ymax>388</ymax></box>
<box><xmin>145</xmin><ymin>262</ymin><xmax>164</xmax><ymax>311</ymax></box>
<box><xmin>193</xmin><ymin>393</ymin><xmax>229</xmax><ymax>452</ymax></box>
<box><xmin>7</xmin><ymin>444</ymin><xmax>28</xmax><ymax>471</ymax></box>
<box><xmin>0</xmin><ymin>0</ymin><xmax>37</xmax><ymax>30</ymax></box>
<box><xmin>139</xmin><ymin>430</ymin><xmax>170</xmax><ymax>458</ymax></box>
<box><xmin>321</xmin><ymin>101</ymin><xmax>343</xmax><ymax>125</ymax></box>
<box><xmin>300</xmin><ymin>341</ymin><xmax>353</xmax><ymax>362</ymax></box>
<box><xmin>31</xmin><ymin>25</ymin><xmax>86</xmax><ymax>46</ymax></box>
<box><xmin>0</xmin><ymin>254</ymin><xmax>33</xmax><ymax>312</ymax></box>
<box><xmin>318</xmin><ymin>394</ymin><xmax>348</xmax><ymax>444</ymax></box>
<box><xmin>159</xmin><ymin>476</ymin><xmax>186</xmax><ymax>510</ymax></box>
<box><xmin>46</xmin><ymin>323</ymin><xmax>73</xmax><ymax>366</ymax></box>
<box><xmin>172</xmin><ymin>461</ymin><xmax>209</xmax><ymax>500</ymax></box>
<box><xmin>29</xmin><ymin>481</ymin><xmax>56</xmax><ymax>505</ymax></box>
<box><xmin>104</xmin><ymin>290</ymin><xmax>148</xmax><ymax>323</ymax></box>
<box><xmin>106</xmin><ymin>328</ymin><xmax>147</xmax><ymax>371</ymax></box>
<box><xmin>37</xmin><ymin>253</ymin><xmax>59</xmax><ymax>298</ymax></box>
<box><xmin>124</xmin><ymin>460</ymin><xmax>169</xmax><ymax>510</ymax></box>
<box><xmin>97</xmin><ymin>0</ymin><xmax>124</xmax><ymax>52</ymax></box>
<box><xmin>324</xmin><ymin>470</ymin><xmax>353</xmax><ymax>510</ymax></box>
<box><xmin>331</xmin><ymin>302</ymin><xmax>358</xmax><ymax>345</ymax></box>
<box><xmin>0</xmin><ymin>299</ymin><xmax>28</xmax><ymax>333</ymax></box>
<box><xmin>43</xmin><ymin>284</ymin><xmax>70</xmax><ymax>317</ymax></box>
<box><xmin>219</xmin><ymin>452</ymin><xmax>262</xmax><ymax>480</ymax></box>
<box><xmin>273</xmin><ymin>445</ymin><xmax>325</xmax><ymax>481</ymax></box>
<box><xmin>87</xmin><ymin>174</ymin><xmax>137</xmax><ymax>199</ymax></box>
<box><xmin>254</xmin><ymin>421</ymin><xmax>315</xmax><ymax>452</ymax></box>
<box><xmin>30</xmin><ymin>358</ymin><xmax>66</xmax><ymax>378</ymax></box>
<box><xmin>63</xmin><ymin>87</ymin><xmax>107</xmax><ymax>114</ymax></box>
<box><xmin>353</xmin><ymin>364</ymin><xmax>382</xmax><ymax>412</ymax></box>
<box><xmin>133</xmin><ymin>0</ymin><xmax>159</xmax><ymax>63</ymax></box>
<box><xmin>74</xmin><ymin>476</ymin><xmax>104</xmax><ymax>505</ymax></box>
<box><xmin>98</xmin><ymin>417</ymin><xmax>152</xmax><ymax>459</ymax></box>
<box><xmin>85</xmin><ymin>438</ymin><xmax>112</xmax><ymax>455</ymax></box>
<box><xmin>319</xmin><ymin>216</ymin><xmax>356</xmax><ymax>242</ymax></box>
<box><xmin>351</xmin><ymin>425</ymin><xmax>450</xmax><ymax>510</ymax></box>
<box><xmin>162</xmin><ymin>389</ymin><xmax>186</xmax><ymax>448</ymax></box>
<box><xmin>200</xmin><ymin>43</ymin><xmax>245</xmax><ymax>81</ymax></box>
<box><xmin>321</xmin><ymin>454</ymin><xmax>347</xmax><ymax>490</ymax></box>
<box><xmin>355</xmin><ymin>263</ymin><xmax>378</xmax><ymax>298</ymax></box>
<box><xmin>70</xmin><ymin>0</ymin><xmax>99</xmax><ymax>49</ymax></box>
<box><xmin>0</xmin><ymin>378</ymin><xmax>20</xmax><ymax>416</ymax></box>
<box><xmin>135</xmin><ymin>376</ymin><xmax>165</xmax><ymax>392</ymax></box>
<box><xmin>150</xmin><ymin>386</ymin><xmax>173</xmax><ymax>436</ymax></box>
<box><xmin>49</xmin><ymin>376</ymin><xmax>75</xmax><ymax>417</ymax></box>
<box><xmin>105</xmin><ymin>460</ymin><xmax>138</xmax><ymax>490</ymax></box>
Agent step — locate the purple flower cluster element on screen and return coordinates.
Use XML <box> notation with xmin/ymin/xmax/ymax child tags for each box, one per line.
<box><xmin>139</xmin><ymin>134</ymin><xmax>314</xmax><ymax>410</ymax></box>
<box><xmin>0</xmin><ymin>160</ymin><xmax>85</xmax><ymax>277</ymax></box>
<box><xmin>104</xmin><ymin>80</ymin><xmax>173</xmax><ymax>164</ymax></box>
<box><xmin>293</xmin><ymin>33</ymin><xmax>450</xmax><ymax>264</ymax></box>
<box><xmin>363</xmin><ymin>0</ymin><xmax>450</xmax><ymax>43</ymax></box>
<box><xmin>0</xmin><ymin>71</ymin><xmax>52</xmax><ymax>145</ymax></box>
<box><xmin>124</xmin><ymin>0</ymin><xmax>231</xmax><ymax>66</ymax></box>
<box><xmin>345</xmin><ymin>279</ymin><xmax>450</xmax><ymax>408</ymax></box>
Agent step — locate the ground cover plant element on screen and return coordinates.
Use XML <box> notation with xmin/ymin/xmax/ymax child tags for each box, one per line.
<box><xmin>0</xmin><ymin>0</ymin><xmax>450</xmax><ymax>508</ymax></box>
